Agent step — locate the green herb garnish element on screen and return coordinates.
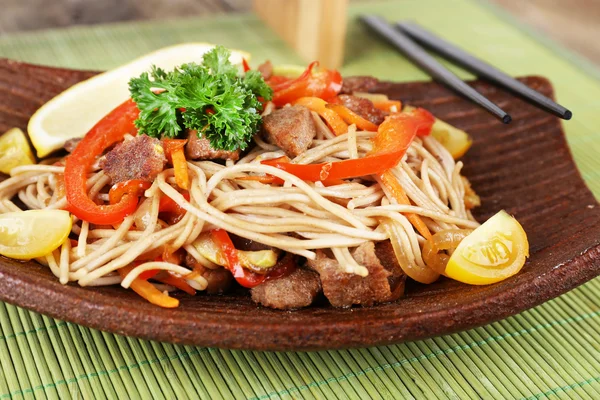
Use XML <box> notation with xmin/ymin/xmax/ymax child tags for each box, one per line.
<box><xmin>128</xmin><ymin>46</ymin><xmax>273</xmax><ymax>151</ymax></box>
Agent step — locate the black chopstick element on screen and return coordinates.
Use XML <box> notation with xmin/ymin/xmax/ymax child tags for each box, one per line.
<box><xmin>396</xmin><ymin>21</ymin><xmax>572</xmax><ymax>120</ymax></box>
<box><xmin>360</xmin><ymin>15</ymin><xmax>512</xmax><ymax>124</ymax></box>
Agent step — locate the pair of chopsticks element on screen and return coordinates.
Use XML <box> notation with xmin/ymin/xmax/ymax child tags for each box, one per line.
<box><xmin>360</xmin><ymin>16</ymin><xmax>572</xmax><ymax>123</ymax></box>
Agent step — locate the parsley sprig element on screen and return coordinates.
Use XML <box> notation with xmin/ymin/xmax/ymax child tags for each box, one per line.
<box><xmin>128</xmin><ymin>46</ymin><xmax>273</xmax><ymax>151</ymax></box>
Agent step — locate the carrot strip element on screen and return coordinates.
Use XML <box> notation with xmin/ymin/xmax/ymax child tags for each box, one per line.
<box><xmin>118</xmin><ymin>265</ymin><xmax>179</xmax><ymax>308</ymax></box>
<box><xmin>319</xmin><ymin>110</ymin><xmax>348</xmax><ymax>136</ymax></box>
<box><xmin>155</xmin><ymin>271</ymin><xmax>196</xmax><ymax>296</ymax></box>
<box><xmin>162</xmin><ymin>139</ymin><xmax>189</xmax><ymax>190</ymax></box>
<box><xmin>326</xmin><ymin>103</ymin><xmax>379</xmax><ymax>131</ymax></box>
<box><xmin>380</xmin><ymin>170</ymin><xmax>432</xmax><ymax>240</ymax></box>
<box><xmin>171</xmin><ymin>147</ymin><xmax>190</xmax><ymax>190</ymax></box>
<box><xmin>294</xmin><ymin>97</ymin><xmax>348</xmax><ymax>135</ymax></box>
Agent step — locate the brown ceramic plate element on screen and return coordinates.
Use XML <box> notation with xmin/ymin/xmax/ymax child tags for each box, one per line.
<box><xmin>0</xmin><ymin>59</ymin><xmax>599</xmax><ymax>351</ymax></box>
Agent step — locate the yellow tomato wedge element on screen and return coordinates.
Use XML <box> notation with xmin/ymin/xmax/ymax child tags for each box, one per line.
<box><xmin>0</xmin><ymin>128</ymin><xmax>36</xmax><ymax>174</ymax></box>
<box><xmin>445</xmin><ymin>210</ymin><xmax>529</xmax><ymax>285</ymax></box>
<box><xmin>430</xmin><ymin>117</ymin><xmax>473</xmax><ymax>159</ymax></box>
<box><xmin>0</xmin><ymin>210</ymin><xmax>72</xmax><ymax>260</ymax></box>
<box><xmin>405</xmin><ymin>105</ymin><xmax>472</xmax><ymax>159</ymax></box>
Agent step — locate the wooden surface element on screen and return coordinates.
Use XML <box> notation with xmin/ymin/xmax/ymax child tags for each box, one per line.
<box><xmin>253</xmin><ymin>0</ymin><xmax>348</xmax><ymax>68</ymax></box>
<box><xmin>1</xmin><ymin>0</ymin><xmax>599</xmax><ymax>66</ymax></box>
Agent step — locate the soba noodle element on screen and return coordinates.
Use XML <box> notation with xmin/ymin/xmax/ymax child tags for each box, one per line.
<box><xmin>0</xmin><ymin>123</ymin><xmax>479</xmax><ymax>293</ymax></box>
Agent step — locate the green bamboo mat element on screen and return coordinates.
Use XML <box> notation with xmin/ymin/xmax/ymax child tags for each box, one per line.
<box><xmin>1</xmin><ymin>0</ymin><xmax>600</xmax><ymax>399</ymax></box>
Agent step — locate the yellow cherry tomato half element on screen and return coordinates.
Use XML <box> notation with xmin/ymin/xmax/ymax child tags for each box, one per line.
<box><xmin>445</xmin><ymin>210</ymin><xmax>529</xmax><ymax>285</ymax></box>
<box><xmin>0</xmin><ymin>210</ymin><xmax>72</xmax><ymax>260</ymax></box>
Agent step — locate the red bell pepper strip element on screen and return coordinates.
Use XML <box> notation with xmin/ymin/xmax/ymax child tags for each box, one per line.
<box><xmin>159</xmin><ymin>192</ymin><xmax>190</xmax><ymax>214</ymax></box>
<box><xmin>260</xmin><ymin>156</ymin><xmax>345</xmax><ymax>186</ymax></box>
<box><xmin>108</xmin><ymin>180</ymin><xmax>152</xmax><ymax>205</ymax></box>
<box><xmin>270</xmin><ymin>62</ymin><xmax>343</xmax><ymax>106</ymax></box>
<box><xmin>368</xmin><ymin>108</ymin><xmax>434</xmax><ymax>154</ymax></box>
<box><xmin>242</xmin><ymin>58</ymin><xmax>251</xmax><ymax>72</ymax></box>
<box><xmin>261</xmin><ymin>156</ymin><xmax>394</xmax><ymax>182</ymax></box>
<box><xmin>138</xmin><ymin>268</ymin><xmax>160</xmax><ymax>281</ymax></box>
<box><xmin>303</xmin><ymin>69</ymin><xmax>343</xmax><ymax>102</ymax></box>
<box><xmin>269</xmin><ymin>61</ymin><xmax>318</xmax><ymax>92</ymax></box>
<box><xmin>260</xmin><ymin>108</ymin><xmax>434</xmax><ymax>182</ymax></box>
<box><xmin>211</xmin><ymin>229</ymin><xmax>266</xmax><ymax>288</ymax></box>
<box><xmin>401</xmin><ymin>107</ymin><xmax>435</xmax><ymax>137</ymax></box>
<box><xmin>267</xmin><ymin>75</ymin><xmax>291</xmax><ymax>87</ymax></box>
<box><xmin>65</xmin><ymin>99</ymin><xmax>141</xmax><ymax>225</ymax></box>
<box><xmin>158</xmin><ymin>192</ymin><xmax>190</xmax><ymax>224</ymax></box>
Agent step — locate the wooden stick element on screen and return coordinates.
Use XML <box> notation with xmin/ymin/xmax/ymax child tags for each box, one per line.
<box><xmin>253</xmin><ymin>0</ymin><xmax>348</xmax><ymax>69</ymax></box>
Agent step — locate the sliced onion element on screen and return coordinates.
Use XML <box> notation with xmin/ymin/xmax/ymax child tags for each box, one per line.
<box><xmin>134</xmin><ymin>199</ymin><xmax>154</xmax><ymax>230</ymax></box>
<box><xmin>422</xmin><ymin>239</ymin><xmax>449</xmax><ymax>274</ymax></box>
<box><xmin>423</xmin><ymin>229</ymin><xmax>473</xmax><ymax>274</ymax></box>
<box><xmin>381</xmin><ymin>219</ymin><xmax>439</xmax><ymax>284</ymax></box>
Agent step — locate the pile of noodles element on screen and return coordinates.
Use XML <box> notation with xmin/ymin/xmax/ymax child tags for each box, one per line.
<box><xmin>0</xmin><ymin>109</ymin><xmax>480</xmax><ymax>293</ymax></box>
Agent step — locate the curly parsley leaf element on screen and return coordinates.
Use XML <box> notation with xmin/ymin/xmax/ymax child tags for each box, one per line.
<box><xmin>128</xmin><ymin>46</ymin><xmax>273</xmax><ymax>151</ymax></box>
<box><xmin>202</xmin><ymin>45</ymin><xmax>239</xmax><ymax>79</ymax></box>
<box><xmin>243</xmin><ymin>70</ymin><xmax>274</xmax><ymax>100</ymax></box>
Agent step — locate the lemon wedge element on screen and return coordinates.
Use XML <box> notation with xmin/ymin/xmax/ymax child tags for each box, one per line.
<box><xmin>445</xmin><ymin>210</ymin><xmax>529</xmax><ymax>285</ymax></box>
<box><xmin>0</xmin><ymin>210</ymin><xmax>72</xmax><ymax>260</ymax></box>
<box><xmin>28</xmin><ymin>43</ymin><xmax>251</xmax><ymax>158</ymax></box>
<box><xmin>0</xmin><ymin>128</ymin><xmax>35</xmax><ymax>174</ymax></box>
<box><xmin>272</xmin><ymin>64</ymin><xmax>306</xmax><ymax>78</ymax></box>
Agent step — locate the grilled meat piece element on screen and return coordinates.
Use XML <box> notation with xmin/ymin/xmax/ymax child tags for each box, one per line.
<box><xmin>100</xmin><ymin>135</ymin><xmax>166</xmax><ymax>183</ymax></box>
<box><xmin>262</xmin><ymin>105</ymin><xmax>316</xmax><ymax>157</ymax></box>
